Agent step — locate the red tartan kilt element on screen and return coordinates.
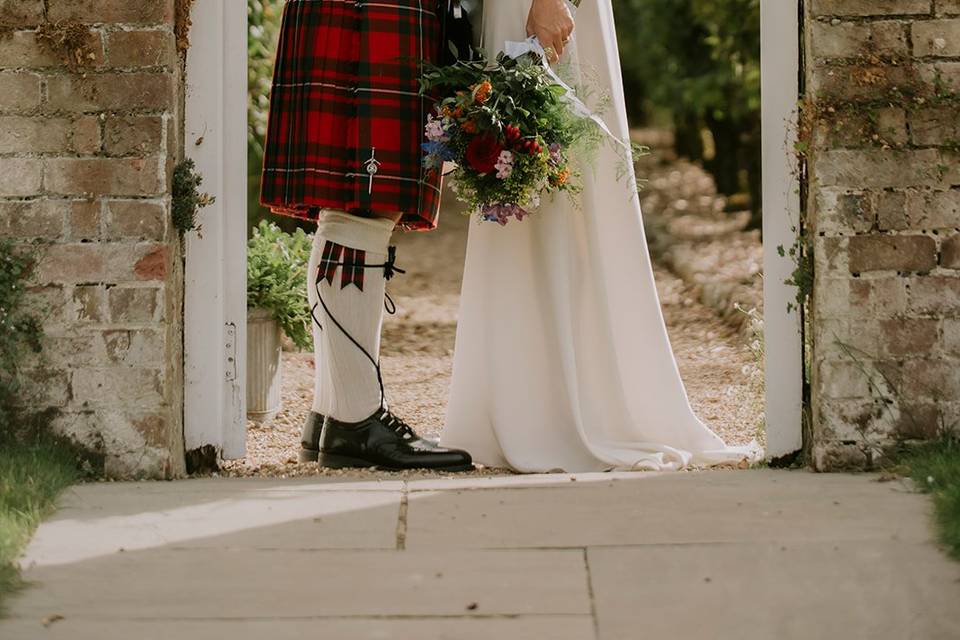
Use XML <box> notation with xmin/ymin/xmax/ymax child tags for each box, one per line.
<box><xmin>260</xmin><ymin>0</ymin><xmax>443</xmax><ymax>231</ymax></box>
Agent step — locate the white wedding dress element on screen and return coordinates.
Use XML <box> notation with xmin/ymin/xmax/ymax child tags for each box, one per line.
<box><xmin>441</xmin><ymin>0</ymin><xmax>762</xmax><ymax>472</ymax></box>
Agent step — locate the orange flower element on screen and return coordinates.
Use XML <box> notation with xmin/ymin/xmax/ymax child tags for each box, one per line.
<box><xmin>554</xmin><ymin>169</ymin><xmax>570</xmax><ymax>186</ymax></box>
<box><xmin>461</xmin><ymin>120</ymin><xmax>478</xmax><ymax>134</ymax></box>
<box><xmin>472</xmin><ymin>80</ymin><xmax>492</xmax><ymax>105</ymax></box>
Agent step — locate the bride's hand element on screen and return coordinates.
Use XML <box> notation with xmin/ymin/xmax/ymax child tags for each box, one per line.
<box><xmin>526</xmin><ymin>0</ymin><xmax>575</xmax><ymax>63</ymax></box>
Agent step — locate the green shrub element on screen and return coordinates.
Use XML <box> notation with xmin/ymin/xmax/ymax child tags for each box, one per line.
<box><xmin>247</xmin><ymin>220</ymin><xmax>313</xmax><ymax>350</ymax></box>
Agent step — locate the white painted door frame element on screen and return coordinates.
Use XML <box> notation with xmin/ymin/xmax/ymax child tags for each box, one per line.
<box><xmin>183</xmin><ymin>0</ymin><xmax>248</xmax><ymax>460</ymax></box>
<box><xmin>761</xmin><ymin>0</ymin><xmax>804</xmax><ymax>458</ymax></box>
<box><xmin>183</xmin><ymin>1</ymin><xmax>805</xmax><ymax>461</ymax></box>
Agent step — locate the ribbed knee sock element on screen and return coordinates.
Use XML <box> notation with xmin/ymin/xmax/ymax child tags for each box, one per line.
<box><xmin>307</xmin><ymin>210</ymin><xmax>396</xmax><ymax>423</ymax></box>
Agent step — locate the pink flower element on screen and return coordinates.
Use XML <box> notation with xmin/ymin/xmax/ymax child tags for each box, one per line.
<box><xmin>425</xmin><ymin>114</ymin><xmax>448</xmax><ymax>142</ymax></box>
<box><xmin>495</xmin><ymin>150</ymin><xmax>514</xmax><ymax>179</ymax></box>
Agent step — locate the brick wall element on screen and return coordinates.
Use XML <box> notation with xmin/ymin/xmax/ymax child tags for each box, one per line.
<box><xmin>806</xmin><ymin>0</ymin><xmax>960</xmax><ymax>468</ymax></box>
<box><xmin>0</xmin><ymin>0</ymin><xmax>185</xmax><ymax>478</ymax></box>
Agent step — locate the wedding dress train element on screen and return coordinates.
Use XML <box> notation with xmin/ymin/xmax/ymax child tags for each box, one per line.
<box><xmin>441</xmin><ymin>0</ymin><xmax>762</xmax><ymax>472</ymax></box>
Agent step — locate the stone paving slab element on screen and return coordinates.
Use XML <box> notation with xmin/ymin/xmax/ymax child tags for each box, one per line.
<box><xmin>23</xmin><ymin>489</ymin><xmax>402</xmax><ymax>567</ymax></box>
<box><xmin>588</xmin><ymin>540</ymin><xmax>960</xmax><ymax>640</ymax></box>
<box><xmin>8</xmin><ymin>549</ymin><xmax>590</xmax><ymax>620</ymax></box>
<box><xmin>1</xmin><ymin>469</ymin><xmax>957</xmax><ymax>640</ymax></box>
<box><xmin>404</xmin><ymin>470</ymin><xmax>931</xmax><ymax>549</ymax></box>
<box><xmin>1</xmin><ymin>615</ymin><xmax>597</xmax><ymax>640</ymax></box>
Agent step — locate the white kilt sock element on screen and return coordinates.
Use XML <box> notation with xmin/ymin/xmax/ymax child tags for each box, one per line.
<box><xmin>307</xmin><ymin>210</ymin><xmax>396</xmax><ymax>423</ymax></box>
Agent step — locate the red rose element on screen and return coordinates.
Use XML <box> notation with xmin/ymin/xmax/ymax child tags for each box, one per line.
<box><xmin>465</xmin><ymin>133</ymin><xmax>503</xmax><ymax>174</ymax></box>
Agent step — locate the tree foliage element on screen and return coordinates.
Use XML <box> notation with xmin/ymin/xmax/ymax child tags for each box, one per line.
<box><xmin>613</xmin><ymin>0</ymin><xmax>761</xmax><ymax>219</ymax></box>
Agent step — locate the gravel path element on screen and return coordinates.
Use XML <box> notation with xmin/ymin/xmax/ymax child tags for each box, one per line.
<box><xmin>223</xmin><ymin>163</ymin><xmax>764</xmax><ymax>478</ymax></box>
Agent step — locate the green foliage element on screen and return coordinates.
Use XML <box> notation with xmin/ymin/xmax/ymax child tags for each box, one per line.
<box><xmin>247</xmin><ymin>220</ymin><xmax>313</xmax><ymax>350</ymax></box>
<box><xmin>896</xmin><ymin>437</ymin><xmax>960</xmax><ymax>560</ymax></box>
<box><xmin>0</xmin><ymin>241</ymin><xmax>80</xmax><ymax>612</ymax></box>
<box><xmin>172</xmin><ymin>159</ymin><xmax>215</xmax><ymax>234</ymax></box>
<box><xmin>0</xmin><ymin>432</ymin><xmax>80</xmax><ymax>612</ymax></box>
<box><xmin>247</xmin><ymin>0</ymin><xmax>287</xmax><ymax>234</ymax></box>
<box><xmin>613</xmin><ymin>0</ymin><xmax>761</xmax><ymax>212</ymax></box>
<box><xmin>0</xmin><ymin>241</ymin><xmax>43</xmax><ymax>434</ymax></box>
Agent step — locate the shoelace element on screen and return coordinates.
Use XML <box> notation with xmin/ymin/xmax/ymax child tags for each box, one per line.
<box><xmin>378</xmin><ymin>409</ymin><xmax>417</xmax><ymax>440</ymax></box>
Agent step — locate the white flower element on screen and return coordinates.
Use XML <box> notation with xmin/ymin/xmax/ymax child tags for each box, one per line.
<box><xmin>495</xmin><ymin>150</ymin><xmax>514</xmax><ymax>179</ymax></box>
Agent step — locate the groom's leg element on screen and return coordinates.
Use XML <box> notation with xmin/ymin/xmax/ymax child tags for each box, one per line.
<box><xmin>308</xmin><ymin>209</ymin><xmax>473</xmax><ymax>471</ymax></box>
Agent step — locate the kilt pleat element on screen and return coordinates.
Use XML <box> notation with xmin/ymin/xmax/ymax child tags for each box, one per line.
<box><xmin>260</xmin><ymin>0</ymin><xmax>443</xmax><ymax>231</ymax></box>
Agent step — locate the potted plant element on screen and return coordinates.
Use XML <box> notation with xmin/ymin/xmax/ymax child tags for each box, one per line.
<box><xmin>246</xmin><ymin>220</ymin><xmax>313</xmax><ymax>423</ymax></box>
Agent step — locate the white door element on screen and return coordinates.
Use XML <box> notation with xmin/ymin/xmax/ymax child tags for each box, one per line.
<box><xmin>183</xmin><ymin>0</ymin><xmax>248</xmax><ymax>460</ymax></box>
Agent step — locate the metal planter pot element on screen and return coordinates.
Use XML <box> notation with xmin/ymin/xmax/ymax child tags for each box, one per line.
<box><xmin>246</xmin><ymin>307</ymin><xmax>282</xmax><ymax>424</ymax></box>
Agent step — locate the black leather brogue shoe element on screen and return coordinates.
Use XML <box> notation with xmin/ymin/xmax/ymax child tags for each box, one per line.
<box><xmin>318</xmin><ymin>409</ymin><xmax>474</xmax><ymax>472</ymax></box>
<box><xmin>298</xmin><ymin>411</ymin><xmax>324</xmax><ymax>463</ymax></box>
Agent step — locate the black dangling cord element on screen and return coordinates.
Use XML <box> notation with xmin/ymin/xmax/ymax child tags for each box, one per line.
<box><xmin>309</xmin><ymin>245</ymin><xmax>406</xmax><ymax>410</ymax></box>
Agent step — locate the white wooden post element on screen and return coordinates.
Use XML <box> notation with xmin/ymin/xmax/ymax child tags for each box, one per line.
<box><xmin>761</xmin><ymin>0</ymin><xmax>804</xmax><ymax>458</ymax></box>
<box><xmin>183</xmin><ymin>0</ymin><xmax>248</xmax><ymax>460</ymax></box>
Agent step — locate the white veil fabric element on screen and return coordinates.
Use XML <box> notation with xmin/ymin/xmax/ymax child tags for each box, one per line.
<box><xmin>440</xmin><ymin>0</ymin><xmax>762</xmax><ymax>472</ymax></box>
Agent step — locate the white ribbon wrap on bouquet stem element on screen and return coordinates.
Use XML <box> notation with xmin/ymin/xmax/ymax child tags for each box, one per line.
<box><xmin>502</xmin><ymin>35</ymin><xmax>631</xmax><ymax>152</ymax></box>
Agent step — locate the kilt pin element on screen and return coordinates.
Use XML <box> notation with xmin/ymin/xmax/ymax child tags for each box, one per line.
<box><xmin>260</xmin><ymin>0</ymin><xmax>443</xmax><ymax>232</ymax></box>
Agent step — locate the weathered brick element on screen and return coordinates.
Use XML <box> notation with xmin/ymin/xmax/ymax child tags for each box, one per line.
<box><xmin>0</xmin><ymin>0</ymin><xmax>45</xmax><ymax>28</ymax></box>
<box><xmin>104</xmin><ymin>115</ymin><xmax>164</xmax><ymax>156</ymax></box>
<box><xmin>0</xmin><ymin>115</ymin><xmax>70</xmax><ymax>153</ymax></box>
<box><xmin>45</xmin><ymin>73</ymin><xmax>175</xmax><ymax>113</ymax></box>
<box><xmin>0</xmin><ymin>31</ymin><xmax>60</xmax><ymax>68</ymax></box>
<box><xmin>814</xmin><ymin>235</ymin><xmax>849</xmax><ymax>277</ymax></box>
<box><xmin>69</xmin><ymin>200</ymin><xmax>101</xmax><ymax>240</ymax></box>
<box><xmin>24</xmin><ymin>285</ymin><xmax>67</xmax><ymax>327</ymax></box>
<box><xmin>850</xmin><ymin>276</ymin><xmax>909</xmax><ymax>317</ymax></box>
<box><xmin>848</xmin><ymin>234</ymin><xmax>938</xmax><ymax>272</ymax></box>
<box><xmin>875</xmin><ymin>191</ymin><xmax>908</xmax><ymax>231</ymax></box>
<box><xmin>71</xmin><ymin>366</ymin><xmax>164</xmax><ymax>408</ymax></box>
<box><xmin>882</xmin><ymin>189</ymin><xmax>960</xmax><ymax>230</ymax></box>
<box><xmin>811</xmin><ymin>21</ymin><xmax>908</xmax><ymax>59</ymax></box>
<box><xmin>15</xmin><ymin>368</ymin><xmax>71</xmax><ymax>407</ymax></box>
<box><xmin>910</xmin><ymin>107</ymin><xmax>960</xmax><ymax>146</ymax></box>
<box><xmin>72</xmin><ymin>115</ymin><xmax>102</xmax><ymax>153</ymax></box>
<box><xmin>34</xmin><ymin>242</ymin><xmax>166</xmax><ymax>283</ymax></box>
<box><xmin>0</xmin><ymin>157</ymin><xmax>42</xmax><ymax>197</ymax></box>
<box><xmin>895</xmin><ymin>402</ymin><xmax>944</xmax><ymax>439</ymax></box>
<box><xmin>815</xmin><ymin>277</ymin><xmax>852</xmax><ymax>318</ymax></box>
<box><xmin>0</xmin><ymin>200</ymin><xmax>65</xmax><ymax>239</ymax></box>
<box><xmin>814</xmin><ymin>149</ymin><xmax>943</xmax><ymax>189</ymax></box>
<box><xmin>813</xmin><ymin>107</ymin><xmax>908</xmax><ymax>149</ymax></box>
<box><xmin>105</xmin><ymin>30</ymin><xmax>176</xmax><ymax>68</ymax></box>
<box><xmin>70</xmin><ymin>284</ymin><xmax>107</xmax><ymax>323</ymax></box>
<box><xmin>816</xmin><ymin>317</ymin><xmax>881</xmax><ymax>360</ymax></box>
<box><xmin>901</xmin><ymin>358</ymin><xmax>960</xmax><ymax>399</ymax></box>
<box><xmin>944</xmin><ymin>318</ymin><xmax>960</xmax><ymax>354</ymax></box>
<box><xmin>918</xmin><ymin>61</ymin><xmax>960</xmax><ymax>94</ymax></box>
<box><xmin>102</xmin><ymin>329</ymin><xmax>165</xmax><ymax>365</ymax></box>
<box><xmin>106</xmin><ymin>200</ymin><xmax>167</xmax><ymax>240</ymax></box>
<box><xmin>913</xmin><ymin>19</ymin><xmax>960</xmax><ymax>57</ymax></box>
<box><xmin>908</xmin><ymin>275</ymin><xmax>960</xmax><ymax>314</ymax></box>
<box><xmin>47</xmin><ymin>0</ymin><xmax>175</xmax><ymax>25</ymax></box>
<box><xmin>0</xmin><ymin>71</ymin><xmax>41</xmax><ymax>112</ymax></box>
<box><xmin>44</xmin><ymin>156</ymin><xmax>165</xmax><ymax>196</ymax></box>
<box><xmin>938</xmin><ymin>0</ymin><xmax>960</xmax><ymax>15</ymax></box>
<box><xmin>880</xmin><ymin>317</ymin><xmax>940</xmax><ymax>356</ymax></box>
<box><xmin>812</xmin><ymin>0</ymin><xmax>933</xmax><ymax>16</ymax></box>
<box><xmin>942</xmin><ymin>233</ymin><xmax>960</xmax><ymax>268</ymax></box>
<box><xmin>819</xmin><ymin>360</ymin><xmax>876</xmax><ymax>399</ymax></box>
<box><xmin>813</xmin><ymin>189</ymin><xmax>874</xmax><ymax>234</ymax></box>
<box><xmin>108</xmin><ymin>286</ymin><xmax>161</xmax><ymax>323</ymax></box>
<box><xmin>810</xmin><ymin>63</ymin><xmax>925</xmax><ymax>101</ymax></box>
<box><xmin>817</xmin><ymin>399</ymin><xmax>883</xmax><ymax>442</ymax></box>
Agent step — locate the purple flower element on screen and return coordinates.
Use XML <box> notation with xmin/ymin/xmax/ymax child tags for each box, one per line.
<box><xmin>481</xmin><ymin>203</ymin><xmax>529</xmax><ymax>225</ymax></box>
<box><xmin>548</xmin><ymin>143</ymin><xmax>563</xmax><ymax>165</ymax></box>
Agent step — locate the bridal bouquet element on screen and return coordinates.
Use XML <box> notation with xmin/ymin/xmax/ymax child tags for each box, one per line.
<box><xmin>420</xmin><ymin>48</ymin><xmax>600</xmax><ymax>225</ymax></box>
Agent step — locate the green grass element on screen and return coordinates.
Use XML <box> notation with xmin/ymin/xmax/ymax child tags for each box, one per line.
<box><xmin>895</xmin><ymin>437</ymin><xmax>960</xmax><ymax>560</ymax></box>
<box><xmin>0</xmin><ymin>435</ymin><xmax>79</xmax><ymax>613</ymax></box>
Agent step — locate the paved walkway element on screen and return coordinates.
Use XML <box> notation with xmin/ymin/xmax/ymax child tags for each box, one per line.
<box><xmin>3</xmin><ymin>469</ymin><xmax>960</xmax><ymax>639</ymax></box>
